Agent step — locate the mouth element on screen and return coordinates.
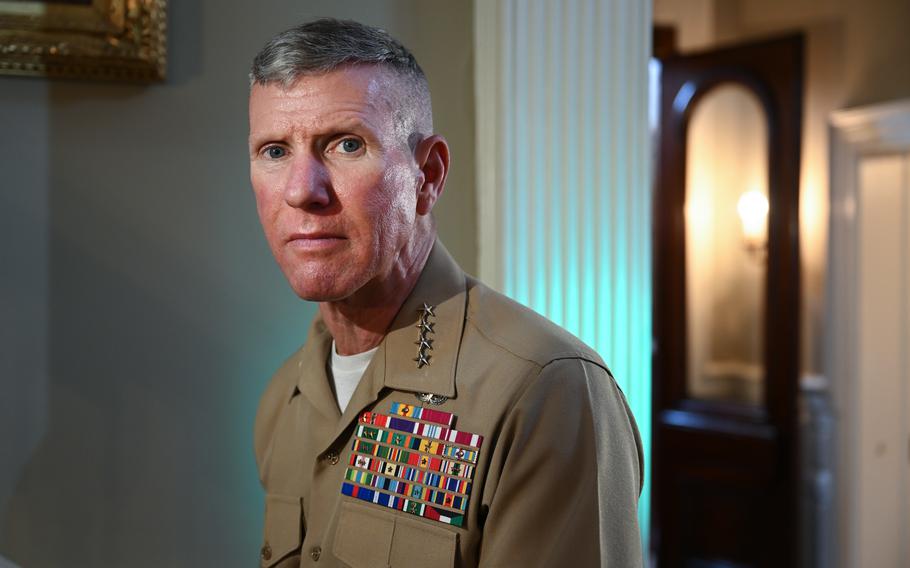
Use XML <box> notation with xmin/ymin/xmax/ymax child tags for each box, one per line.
<box><xmin>286</xmin><ymin>232</ymin><xmax>346</xmax><ymax>251</ymax></box>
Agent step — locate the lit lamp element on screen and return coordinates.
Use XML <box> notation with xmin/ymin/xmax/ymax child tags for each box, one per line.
<box><xmin>737</xmin><ymin>189</ymin><xmax>769</xmax><ymax>259</ymax></box>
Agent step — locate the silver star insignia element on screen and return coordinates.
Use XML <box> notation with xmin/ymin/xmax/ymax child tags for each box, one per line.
<box><xmin>414</xmin><ymin>302</ymin><xmax>436</xmax><ymax>368</ymax></box>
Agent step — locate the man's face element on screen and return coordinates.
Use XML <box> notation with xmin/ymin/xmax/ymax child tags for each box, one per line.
<box><xmin>249</xmin><ymin>66</ymin><xmax>423</xmax><ymax>302</ymax></box>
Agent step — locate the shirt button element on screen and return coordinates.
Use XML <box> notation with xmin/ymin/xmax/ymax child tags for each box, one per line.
<box><xmin>310</xmin><ymin>546</ymin><xmax>322</xmax><ymax>561</ymax></box>
<box><xmin>324</xmin><ymin>451</ymin><xmax>339</xmax><ymax>465</ymax></box>
<box><xmin>260</xmin><ymin>542</ymin><xmax>272</xmax><ymax>561</ymax></box>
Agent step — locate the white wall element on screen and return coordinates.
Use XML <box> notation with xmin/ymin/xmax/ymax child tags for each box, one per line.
<box><xmin>0</xmin><ymin>2</ymin><xmax>474</xmax><ymax>566</ymax></box>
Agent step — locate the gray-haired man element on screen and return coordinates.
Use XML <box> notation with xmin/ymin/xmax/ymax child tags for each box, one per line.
<box><xmin>250</xmin><ymin>18</ymin><xmax>643</xmax><ymax>567</ymax></box>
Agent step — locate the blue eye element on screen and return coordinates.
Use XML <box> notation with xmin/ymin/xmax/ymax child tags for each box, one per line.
<box><xmin>339</xmin><ymin>138</ymin><xmax>362</xmax><ymax>153</ymax></box>
<box><xmin>265</xmin><ymin>146</ymin><xmax>286</xmax><ymax>159</ymax></box>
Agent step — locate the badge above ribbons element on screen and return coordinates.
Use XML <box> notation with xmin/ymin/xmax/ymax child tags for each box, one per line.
<box><xmin>340</xmin><ymin>402</ymin><xmax>483</xmax><ymax>527</ymax></box>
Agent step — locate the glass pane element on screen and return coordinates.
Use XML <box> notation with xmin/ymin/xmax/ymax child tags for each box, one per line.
<box><xmin>685</xmin><ymin>85</ymin><xmax>767</xmax><ymax>406</ymax></box>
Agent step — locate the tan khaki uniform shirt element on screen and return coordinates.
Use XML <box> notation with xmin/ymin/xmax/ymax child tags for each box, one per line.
<box><xmin>254</xmin><ymin>242</ymin><xmax>644</xmax><ymax>568</ymax></box>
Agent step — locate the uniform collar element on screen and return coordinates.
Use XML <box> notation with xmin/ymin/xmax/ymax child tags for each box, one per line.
<box><xmin>295</xmin><ymin>240</ymin><xmax>467</xmax><ymax>421</ymax></box>
<box><xmin>379</xmin><ymin>239</ymin><xmax>466</xmax><ymax>399</ymax></box>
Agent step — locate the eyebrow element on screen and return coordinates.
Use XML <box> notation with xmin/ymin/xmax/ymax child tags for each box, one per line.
<box><xmin>249</xmin><ymin>115</ymin><xmax>383</xmax><ymax>148</ymax></box>
<box><xmin>316</xmin><ymin>115</ymin><xmax>382</xmax><ymax>137</ymax></box>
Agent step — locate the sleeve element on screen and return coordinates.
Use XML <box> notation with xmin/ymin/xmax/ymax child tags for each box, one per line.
<box><xmin>478</xmin><ymin>357</ymin><xmax>643</xmax><ymax>567</ymax></box>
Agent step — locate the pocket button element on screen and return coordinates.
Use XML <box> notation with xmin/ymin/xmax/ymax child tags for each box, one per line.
<box><xmin>260</xmin><ymin>542</ymin><xmax>272</xmax><ymax>561</ymax></box>
<box><xmin>310</xmin><ymin>546</ymin><xmax>322</xmax><ymax>561</ymax></box>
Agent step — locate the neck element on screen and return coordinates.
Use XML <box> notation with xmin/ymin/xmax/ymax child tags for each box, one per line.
<box><xmin>319</xmin><ymin>232</ymin><xmax>435</xmax><ymax>356</ymax></box>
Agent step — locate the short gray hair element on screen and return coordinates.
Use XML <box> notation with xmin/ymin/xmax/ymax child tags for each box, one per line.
<box><xmin>250</xmin><ymin>19</ymin><xmax>433</xmax><ymax>133</ymax></box>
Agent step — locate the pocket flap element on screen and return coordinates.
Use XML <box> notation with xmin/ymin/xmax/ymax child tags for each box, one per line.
<box><xmin>333</xmin><ymin>501</ymin><xmax>395</xmax><ymax>568</ymax></box>
<box><xmin>261</xmin><ymin>494</ymin><xmax>302</xmax><ymax>567</ymax></box>
<box><xmin>390</xmin><ymin>515</ymin><xmax>457</xmax><ymax>568</ymax></box>
<box><xmin>333</xmin><ymin>500</ymin><xmax>457</xmax><ymax>568</ymax></box>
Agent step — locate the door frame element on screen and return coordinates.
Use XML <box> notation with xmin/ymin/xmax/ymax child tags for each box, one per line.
<box><xmin>828</xmin><ymin>98</ymin><xmax>910</xmax><ymax>568</ymax></box>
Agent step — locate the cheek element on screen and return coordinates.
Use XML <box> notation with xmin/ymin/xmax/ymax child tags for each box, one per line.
<box><xmin>251</xmin><ymin>179</ymin><xmax>282</xmax><ymax>241</ymax></box>
<box><xmin>348</xmin><ymin>164</ymin><xmax>417</xmax><ymax>240</ymax></box>
<box><xmin>383</xmin><ymin>164</ymin><xmax>419</xmax><ymax>219</ymax></box>
<box><xmin>252</xmin><ymin>192</ymin><xmax>272</xmax><ymax>226</ymax></box>
<box><xmin>370</xmin><ymin>172</ymin><xmax>417</xmax><ymax>244</ymax></box>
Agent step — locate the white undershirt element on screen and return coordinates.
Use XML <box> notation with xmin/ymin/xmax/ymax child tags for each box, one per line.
<box><xmin>329</xmin><ymin>340</ymin><xmax>378</xmax><ymax>412</ymax></box>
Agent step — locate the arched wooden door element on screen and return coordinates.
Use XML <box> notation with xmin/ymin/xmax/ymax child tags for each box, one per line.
<box><xmin>652</xmin><ymin>34</ymin><xmax>804</xmax><ymax>567</ymax></box>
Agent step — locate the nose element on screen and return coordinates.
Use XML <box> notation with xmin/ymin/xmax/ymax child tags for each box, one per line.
<box><xmin>283</xmin><ymin>152</ymin><xmax>332</xmax><ymax>210</ymax></box>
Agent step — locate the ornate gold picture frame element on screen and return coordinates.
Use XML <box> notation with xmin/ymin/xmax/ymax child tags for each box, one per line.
<box><xmin>0</xmin><ymin>0</ymin><xmax>166</xmax><ymax>82</ymax></box>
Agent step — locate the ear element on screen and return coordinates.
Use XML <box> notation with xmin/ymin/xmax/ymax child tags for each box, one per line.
<box><xmin>413</xmin><ymin>135</ymin><xmax>450</xmax><ymax>216</ymax></box>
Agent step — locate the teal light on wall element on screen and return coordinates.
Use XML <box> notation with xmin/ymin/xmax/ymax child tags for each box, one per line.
<box><xmin>475</xmin><ymin>0</ymin><xmax>653</xmax><ymax>553</ymax></box>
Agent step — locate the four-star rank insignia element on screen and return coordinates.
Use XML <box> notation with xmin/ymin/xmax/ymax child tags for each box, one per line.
<box><xmin>340</xmin><ymin>401</ymin><xmax>483</xmax><ymax>527</ymax></box>
<box><xmin>414</xmin><ymin>303</ymin><xmax>436</xmax><ymax>368</ymax></box>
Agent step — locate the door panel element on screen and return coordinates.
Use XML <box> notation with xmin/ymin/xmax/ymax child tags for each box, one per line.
<box><xmin>856</xmin><ymin>154</ymin><xmax>910</xmax><ymax>568</ymax></box>
<box><xmin>652</xmin><ymin>35</ymin><xmax>804</xmax><ymax>568</ymax></box>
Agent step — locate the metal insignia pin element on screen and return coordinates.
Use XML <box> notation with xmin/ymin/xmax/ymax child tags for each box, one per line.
<box><xmin>416</xmin><ymin>392</ymin><xmax>448</xmax><ymax>405</ymax></box>
<box><xmin>414</xmin><ymin>302</ymin><xmax>436</xmax><ymax>369</ymax></box>
<box><xmin>414</xmin><ymin>354</ymin><xmax>431</xmax><ymax>368</ymax></box>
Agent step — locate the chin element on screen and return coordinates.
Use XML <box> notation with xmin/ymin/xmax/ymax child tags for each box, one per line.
<box><xmin>274</xmin><ymin>245</ymin><xmax>380</xmax><ymax>303</ymax></box>
<box><xmin>286</xmin><ymin>270</ymin><xmax>365</xmax><ymax>303</ymax></box>
<box><xmin>291</xmin><ymin>287</ymin><xmax>346</xmax><ymax>303</ymax></box>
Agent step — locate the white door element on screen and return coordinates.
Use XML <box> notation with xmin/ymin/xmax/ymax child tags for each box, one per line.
<box><xmin>829</xmin><ymin>100</ymin><xmax>910</xmax><ymax>568</ymax></box>
<box><xmin>855</xmin><ymin>153</ymin><xmax>910</xmax><ymax>568</ymax></box>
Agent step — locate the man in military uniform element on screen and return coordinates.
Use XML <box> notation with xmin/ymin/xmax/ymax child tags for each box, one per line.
<box><xmin>249</xmin><ymin>18</ymin><xmax>643</xmax><ymax>567</ymax></box>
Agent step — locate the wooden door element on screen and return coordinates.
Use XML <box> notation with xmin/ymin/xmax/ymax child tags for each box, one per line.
<box><xmin>652</xmin><ymin>35</ymin><xmax>804</xmax><ymax>567</ymax></box>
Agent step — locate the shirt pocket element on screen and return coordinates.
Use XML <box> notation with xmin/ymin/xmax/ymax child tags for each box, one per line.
<box><xmin>333</xmin><ymin>501</ymin><xmax>457</xmax><ymax>568</ymax></box>
<box><xmin>261</xmin><ymin>494</ymin><xmax>303</xmax><ymax>568</ymax></box>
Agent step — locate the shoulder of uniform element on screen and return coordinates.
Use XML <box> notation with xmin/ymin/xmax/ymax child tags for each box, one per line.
<box><xmin>253</xmin><ymin>347</ymin><xmax>302</xmax><ymax>477</ymax></box>
<box><xmin>258</xmin><ymin>348</ymin><xmax>302</xmax><ymax>413</ymax></box>
<box><xmin>463</xmin><ymin>277</ymin><xmax>609</xmax><ymax>373</ymax></box>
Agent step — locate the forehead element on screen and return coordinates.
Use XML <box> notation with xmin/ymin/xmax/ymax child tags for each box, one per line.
<box><xmin>248</xmin><ymin>66</ymin><xmax>400</xmax><ymax>130</ymax></box>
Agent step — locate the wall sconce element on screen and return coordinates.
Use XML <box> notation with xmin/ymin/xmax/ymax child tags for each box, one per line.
<box><xmin>737</xmin><ymin>189</ymin><xmax>769</xmax><ymax>259</ymax></box>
